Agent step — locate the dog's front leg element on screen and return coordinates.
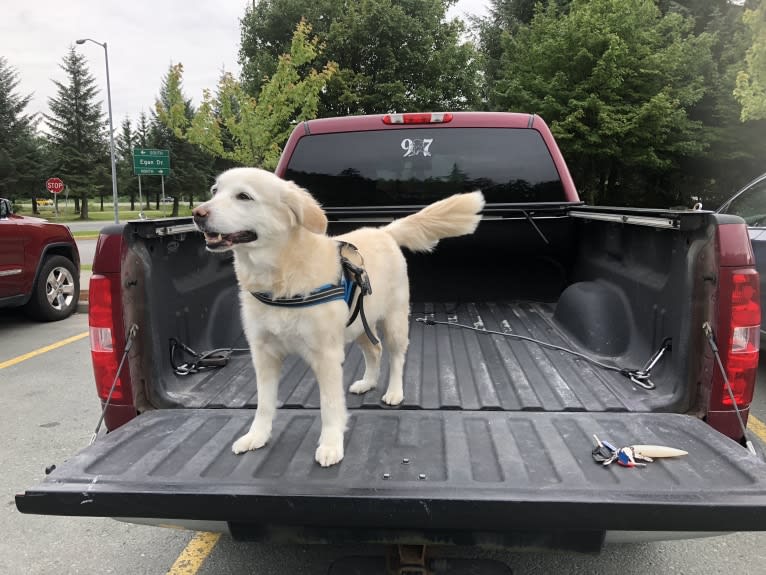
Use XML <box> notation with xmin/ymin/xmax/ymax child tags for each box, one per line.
<box><xmin>310</xmin><ymin>348</ymin><xmax>348</xmax><ymax>467</ymax></box>
<box><xmin>232</xmin><ymin>344</ymin><xmax>282</xmax><ymax>454</ymax></box>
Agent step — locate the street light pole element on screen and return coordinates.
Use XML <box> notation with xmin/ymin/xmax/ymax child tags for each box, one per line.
<box><xmin>76</xmin><ymin>38</ymin><xmax>119</xmax><ymax>224</ymax></box>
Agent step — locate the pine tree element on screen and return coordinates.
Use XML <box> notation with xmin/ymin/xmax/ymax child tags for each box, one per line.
<box><xmin>0</xmin><ymin>57</ymin><xmax>41</xmax><ymax>204</ymax></box>
<box><xmin>116</xmin><ymin>117</ymin><xmax>139</xmax><ymax>210</ymax></box>
<box><xmin>133</xmin><ymin>111</ymin><xmax>153</xmax><ymax>209</ymax></box>
<box><xmin>136</xmin><ymin>111</ymin><xmax>151</xmax><ymax>148</ymax></box>
<box><xmin>45</xmin><ymin>47</ymin><xmax>108</xmax><ymax>219</ymax></box>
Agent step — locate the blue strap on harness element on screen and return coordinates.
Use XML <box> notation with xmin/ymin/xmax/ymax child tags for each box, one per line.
<box><xmin>250</xmin><ymin>242</ymin><xmax>377</xmax><ymax>344</ymax></box>
<box><xmin>251</xmin><ymin>279</ymin><xmax>350</xmax><ymax>308</ymax></box>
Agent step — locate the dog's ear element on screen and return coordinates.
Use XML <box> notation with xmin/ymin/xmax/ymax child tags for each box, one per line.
<box><xmin>283</xmin><ymin>181</ymin><xmax>328</xmax><ymax>234</ymax></box>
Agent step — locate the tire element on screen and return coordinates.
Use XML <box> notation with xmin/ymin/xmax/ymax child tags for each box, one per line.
<box><xmin>24</xmin><ymin>255</ymin><xmax>80</xmax><ymax>321</ymax></box>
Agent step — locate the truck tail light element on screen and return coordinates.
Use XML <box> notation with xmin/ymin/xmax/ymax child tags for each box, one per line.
<box><xmin>383</xmin><ymin>112</ymin><xmax>453</xmax><ymax>125</ymax></box>
<box><xmin>710</xmin><ymin>268</ymin><xmax>760</xmax><ymax>415</ymax></box>
<box><xmin>88</xmin><ymin>232</ymin><xmax>136</xmax><ymax>432</ymax></box>
<box><xmin>717</xmin><ymin>270</ymin><xmax>760</xmax><ymax>407</ymax></box>
<box><xmin>89</xmin><ymin>274</ymin><xmax>126</xmax><ymax>402</ymax></box>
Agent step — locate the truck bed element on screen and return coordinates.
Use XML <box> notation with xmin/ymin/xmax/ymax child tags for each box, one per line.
<box><xmin>163</xmin><ymin>300</ymin><xmax>673</xmax><ymax>413</ymax></box>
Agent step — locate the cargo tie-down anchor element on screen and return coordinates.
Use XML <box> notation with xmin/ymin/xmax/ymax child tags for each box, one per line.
<box><xmin>623</xmin><ymin>338</ymin><xmax>672</xmax><ymax>390</ymax></box>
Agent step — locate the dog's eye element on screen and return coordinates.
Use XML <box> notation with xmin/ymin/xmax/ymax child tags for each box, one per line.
<box><xmin>237</xmin><ymin>192</ymin><xmax>252</xmax><ymax>201</ymax></box>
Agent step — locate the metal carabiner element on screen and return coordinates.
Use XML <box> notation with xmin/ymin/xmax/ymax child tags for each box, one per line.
<box><xmin>629</xmin><ymin>372</ymin><xmax>656</xmax><ymax>390</ymax></box>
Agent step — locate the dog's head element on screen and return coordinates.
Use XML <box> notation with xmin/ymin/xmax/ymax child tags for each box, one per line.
<box><xmin>192</xmin><ymin>167</ymin><xmax>327</xmax><ymax>252</ymax></box>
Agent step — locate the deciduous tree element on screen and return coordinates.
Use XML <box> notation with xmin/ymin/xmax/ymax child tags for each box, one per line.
<box><xmin>492</xmin><ymin>0</ymin><xmax>714</xmax><ymax>206</ymax></box>
<box><xmin>159</xmin><ymin>21</ymin><xmax>336</xmax><ymax>170</ymax></box>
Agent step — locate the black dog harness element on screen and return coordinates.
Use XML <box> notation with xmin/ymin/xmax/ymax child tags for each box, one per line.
<box><xmin>251</xmin><ymin>241</ymin><xmax>379</xmax><ymax>345</ymax></box>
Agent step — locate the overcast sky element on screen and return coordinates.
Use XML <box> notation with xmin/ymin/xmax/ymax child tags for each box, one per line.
<box><xmin>0</xmin><ymin>0</ymin><xmax>490</xmax><ymax>129</ymax></box>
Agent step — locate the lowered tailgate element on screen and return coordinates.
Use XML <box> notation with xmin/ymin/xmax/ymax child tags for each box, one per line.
<box><xmin>16</xmin><ymin>409</ymin><xmax>766</xmax><ymax>532</ymax></box>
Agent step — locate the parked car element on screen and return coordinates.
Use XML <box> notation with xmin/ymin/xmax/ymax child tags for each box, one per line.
<box><xmin>160</xmin><ymin>196</ymin><xmax>174</xmax><ymax>204</ymax></box>
<box><xmin>717</xmin><ymin>172</ymin><xmax>766</xmax><ymax>341</ymax></box>
<box><xmin>0</xmin><ymin>197</ymin><xmax>80</xmax><ymax>321</ymax></box>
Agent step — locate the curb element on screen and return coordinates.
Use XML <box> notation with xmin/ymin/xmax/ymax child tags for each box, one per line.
<box><xmin>78</xmin><ymin>289</ymin><xmax>89</xmax><ymax>314</ymax></box>
<box><xmin>79</xmin><ymin>269</ymin><xmax>91</xmax><ymax>314</ymax></box>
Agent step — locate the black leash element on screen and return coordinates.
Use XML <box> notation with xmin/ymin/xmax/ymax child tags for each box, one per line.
<box><xmin>169</xmin><ymin>338</ymin><xmax>250</xmax><ymax>376</ymax></box>
<box><xmin>339</xmin><ymin>243</ymin><xmax>378</xmax><ymax>345</ymax></box>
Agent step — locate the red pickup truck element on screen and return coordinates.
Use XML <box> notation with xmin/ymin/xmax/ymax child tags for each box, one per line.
<box><xmin>16</xmin><ymin>112</ymin><xmax>766</xmax><ymax>555</ymax></box>
<box><xmin>0</xmin><ymin>198</ymin><xmax>80</xmax><ymax>321</ymax></box>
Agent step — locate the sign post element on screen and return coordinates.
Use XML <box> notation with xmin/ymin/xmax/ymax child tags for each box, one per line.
<box><xmin>137</xmin><ymin>176</ymin><xmax>145</xmax><ymax>219</ymax></box>
<box><xmin>46</xmin><ymin>178</ymin><xmax>64</xmax><ymax>218</ymax></box>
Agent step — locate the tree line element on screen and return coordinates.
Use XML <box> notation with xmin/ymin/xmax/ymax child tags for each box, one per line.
<box><xmin>0</xmin><ymin>49</ymin><xmax>214</xmax><ymax>217</ymax></box>
<box><xmin>1</xmin><ymin>0</ymin><xmax>764</xmax><ymax>217</ymax></box>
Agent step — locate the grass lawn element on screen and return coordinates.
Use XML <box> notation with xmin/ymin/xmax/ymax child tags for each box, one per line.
<box><xmin>14</xmin><ymin>204</ymin><xmax>194</xmax><ymax>222</ymax></box>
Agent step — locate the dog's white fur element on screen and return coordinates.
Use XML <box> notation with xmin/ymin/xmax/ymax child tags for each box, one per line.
<box><xmin>194</xmin><ymin>167</ymin><xmax>484</xmax><ymax>466</ymax></box>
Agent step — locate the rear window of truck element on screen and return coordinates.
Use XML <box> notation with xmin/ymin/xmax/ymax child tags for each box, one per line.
<box><xmin>284</xmin><ymin>128</ymin><xmax>565</xmax><ymax>206</ymax></box>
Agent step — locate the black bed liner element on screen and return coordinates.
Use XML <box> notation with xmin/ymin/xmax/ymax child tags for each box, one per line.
<box><xmin>16</xmin><ymin>409</ymin><xmax>766</xmax><ymax>531</ymax></box>
<box><xmin>161</xmin><ymin>301</ymin><xmax>674</xmax><ymax>412</ymax></box>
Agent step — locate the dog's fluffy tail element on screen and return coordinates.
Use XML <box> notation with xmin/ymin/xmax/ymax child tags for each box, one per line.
<box><xmin>382</xmin><ymin>191</ymin><xmax>485</xmax><ymax>253</ymax></box>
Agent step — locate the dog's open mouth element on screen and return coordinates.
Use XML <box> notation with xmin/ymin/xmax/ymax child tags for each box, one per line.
<box><xmin>203</xmin><ymin>231</ymin><xmax>258</xmax><ymax>249</ymax></box>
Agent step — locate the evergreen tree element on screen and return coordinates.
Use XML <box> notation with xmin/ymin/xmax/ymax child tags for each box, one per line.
<box><xmin>116</xmin><ymin>117</ymin><xmax>139</xmax><ymax>210</ymax></box>
<box><xmin>132</xmin><ymin>111</ymin><xmax>153</xmax><ymax>210</ymax></box>
<box><xmin>0</xmin><ymin>57</ymin><xmax>42</xmax><ymax>205</ymax></box>
<box><xmin>45</xmin><ymin>47</ymin><xmax>108</xmax><ymax>218</ymax></box>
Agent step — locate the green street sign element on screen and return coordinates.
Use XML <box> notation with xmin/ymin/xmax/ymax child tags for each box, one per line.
<box><xmin>133</xmin><ymin>148</ymin><xmax>170</xmax><ymax>176</ymax></box>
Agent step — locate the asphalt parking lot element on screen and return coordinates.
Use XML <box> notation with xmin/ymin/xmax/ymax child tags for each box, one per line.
<box><xmin>3</xmin><ymin>310</ymin><xmax>766</xmax><ymax>574</ymax></box>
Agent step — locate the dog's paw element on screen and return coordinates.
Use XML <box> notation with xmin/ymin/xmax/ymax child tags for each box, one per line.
<box><xmin>349</xmin><ymin>379</ymin><xmax>377</xmax><ymax>395</ymax></box>
<box><xmin>382</xmin><ymin>389</ymin><xmax>404</xmax><ymax>406</ymax></box>
<box><xmin>315</xmin><ymin>442</ymin><xmax>344</xmax><ymax>467</ymax></box>
<box><xmin>231</xmin><ymin>430</ymin><xmax>270</xmax><ymax>454</ymax></box>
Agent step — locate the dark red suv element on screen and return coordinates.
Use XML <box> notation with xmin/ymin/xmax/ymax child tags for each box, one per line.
<box><xmin>0</xmin><ymin>198</ymin><xmax>80</xmax><ymax>321</ymax></box>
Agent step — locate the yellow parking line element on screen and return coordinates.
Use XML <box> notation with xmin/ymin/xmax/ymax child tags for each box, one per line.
<box><xmin>0</xmin><ymin>331</ymin><xmax>89</xmax><ymax>370</ymax></box>
<box><xmin>748</xmin><ymin>414</ymin><xmax>766</xmax><ymax>444</ymax></box>
<box><xmin>167</xmin><ymin>532</ymin><xmax>221</xmax><ymax>575</ymax></box>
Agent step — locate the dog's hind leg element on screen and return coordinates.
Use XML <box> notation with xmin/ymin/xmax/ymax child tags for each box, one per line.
<box><xmin>349</xmin><ymin>334</ymin><xmax>381</xmax><ymax>395</ymax></box>
<box><xmin>381</xmin><ymin>307</ymin><xmax>409</xmax><ymax>406</ymax></box>
<box><xmin>309</xmin><ymin>347</ymin><xmax>348</xmax><ymax>467</ymax></box>
<box><xmin>232</xmin><ymin>344</ymin><xmax>283</xmax><ymax>454</ymax></box>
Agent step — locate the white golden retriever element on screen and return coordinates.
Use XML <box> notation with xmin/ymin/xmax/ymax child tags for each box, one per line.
<box><xmin>193</xmin><ymin>167</ymin><xmax>484</xmax><ymax>466</ymax></box>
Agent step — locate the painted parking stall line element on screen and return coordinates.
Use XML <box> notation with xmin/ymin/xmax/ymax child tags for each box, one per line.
<box><xmin>748</xmin><ymin>414</ymin><xmax>766</xmax><ymax>444</ymax></box>
<box><xmin>166</xmin><ymin>532</ymin><xmax>221</xmax><ymax>575</ymax></box>
<box><xmin>0</xmin><ymin>331</ymin><xmax>88</xmax><ymax>370</ymax></box>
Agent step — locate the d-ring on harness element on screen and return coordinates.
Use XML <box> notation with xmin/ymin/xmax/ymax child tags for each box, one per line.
<box><xmin>250</xmin><ymin>241</ymin><xmax>379</xmax><ymax>345</ymax></box>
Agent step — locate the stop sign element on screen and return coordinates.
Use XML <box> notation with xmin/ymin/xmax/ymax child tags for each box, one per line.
<box><xmin>46</xmin><ymin>178</ymin><xmax>64</xmax><ymax>194</ymax></box>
